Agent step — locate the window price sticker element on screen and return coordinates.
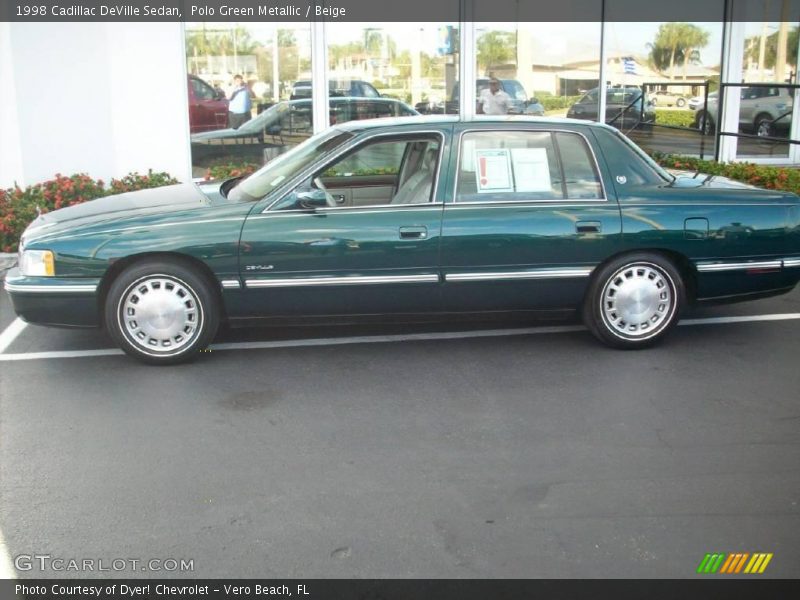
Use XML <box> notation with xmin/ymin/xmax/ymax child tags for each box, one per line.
<box><xmin>474</xmin><ymin>149</ymin><xmax>513</xmax><ymax>193</ymax></box>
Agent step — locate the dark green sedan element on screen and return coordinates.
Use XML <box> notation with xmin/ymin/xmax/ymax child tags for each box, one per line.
<box><xmin>6</xmin><ymin>117</ymin><xmax>800</xmax><ymax>364</ymax></box>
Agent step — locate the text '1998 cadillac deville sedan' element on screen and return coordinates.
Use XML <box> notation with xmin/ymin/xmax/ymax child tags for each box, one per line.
<box><xmin>6</xmin><ymin>116</ymin><xmax>800</xmax><ymax>364</ymax></box>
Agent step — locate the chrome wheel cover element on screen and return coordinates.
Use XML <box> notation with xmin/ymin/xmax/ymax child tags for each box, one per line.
<box><xmin>600</xmin><ymin>262</ymin><xmax>676</xmax><ymax>340</ymax></box>
<box><xmin>117</xmin><ymin>274</ymin><xmax>203</xmax><ymax>355</ymax></box>
<box><xmin>756</xmin><ymin>120</ymin><xmax>772</xmax><ymax>137</ymax></box>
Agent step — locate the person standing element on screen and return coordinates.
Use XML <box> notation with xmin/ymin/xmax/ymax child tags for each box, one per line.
<box><xmin>228</xmin><ymin>75</ymin><xmax>252</xmax><ymax>129</ymax></box>
<box><xmin>478</xmin><ymin>77</ymin><xmax>511</xmax><ymax>115</ymax></box>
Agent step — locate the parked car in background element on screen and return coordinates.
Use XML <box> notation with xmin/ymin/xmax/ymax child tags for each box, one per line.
<box><xmin>567</xmin><ymin>86</ymin><xmax>655</xmax><ymax>128</ymax></box>
<box><xmin>290</xmin><ymin>79</ymin><xmax>382</xmax><ymax>100</ymax></box>
<box><xmin>191</xmin><ymin>97</ymin><xmax>418</xmax><ymax>166</ymax></box>
<box><xmin>187</xmin><ymin>75</ymin><xmax>229</xmax><ymax>133</ymax></box>
<box><xmin>688</xmin><ymin>91</ymin><xmax>717</xmax><ymax>112</ymax></box>
<box><xmin>415</xmin><ymin>79</ymin><xmax>543</xmax><ymax>115</ymax></box>
<box><xmin>692</xmin><ymin>87</ymin><xmax>793</xmax><ymax>137</ymax></box>
<box><xmin>650</xmin><ymin>90</ymin><xmax>687</xmax><ymax>107</ymax></box>
<box><xmin>8</xmin><ymin>117</ymin><xmax>800</xmax><ymax>364</ymax></box>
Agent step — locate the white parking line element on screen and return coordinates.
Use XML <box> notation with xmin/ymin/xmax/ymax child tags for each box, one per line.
<box><xmin>680</xmin><ymin>312</ymin><xmax>800</xmax><ymax>325</ymax></box>
<box><xmin>0</xmin><ymin>318</ymin><xmax>27</xmax><ymax>354</ymax></box>
<box><xmin>0</xmin><ymin>313</ymin><xmax>798</xmax><ymax>362</ymax></box>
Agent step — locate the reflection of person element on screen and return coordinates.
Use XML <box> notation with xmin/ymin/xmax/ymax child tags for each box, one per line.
<box><xmin>228</xmin><ymin>75</ymin><xmax>252</xmax><ymax>129</ymax></box>
<box><xmin>478</xmin><ymin>77</ymin><xmax>511</xmax><ymax>115</ymax></box>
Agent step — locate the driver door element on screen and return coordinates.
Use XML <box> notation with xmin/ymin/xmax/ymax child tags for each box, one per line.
<box><xmin>237</xmin><ymin>130</ymin><xmax>450</xmax><ymax>317</ymax></box>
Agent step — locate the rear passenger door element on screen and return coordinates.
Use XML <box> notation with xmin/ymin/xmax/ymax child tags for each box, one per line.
<box><xmin>440</xmin><ymin>126</ymin><xmax>621</xmax><ymax>312</ymax></box>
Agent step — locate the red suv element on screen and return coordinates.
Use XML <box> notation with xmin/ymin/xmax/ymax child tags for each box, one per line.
<box><xmin>188</xmin><ymin>75</ymin><xmax>229</xmax><ymax>133</ymax></box>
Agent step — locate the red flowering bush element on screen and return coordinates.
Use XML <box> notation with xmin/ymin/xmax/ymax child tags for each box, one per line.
<box><xmin>0</xmin><ymin>170</ymin><xmax>178</xmax><ymax>252</ymax></box>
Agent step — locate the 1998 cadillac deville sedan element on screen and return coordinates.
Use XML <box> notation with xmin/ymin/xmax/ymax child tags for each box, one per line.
<box><xmin>6</xmin><ymin>116</ymin><xmax>800</xmax><ymax>364</ymax></box>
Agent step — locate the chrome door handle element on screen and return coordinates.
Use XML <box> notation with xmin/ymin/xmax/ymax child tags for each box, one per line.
<box><xmin>576</xmin><ymin>221</ymin><xmax>601</xmax><ymax>234</ymax></box>
<box><xmin>399</xmin><ymin>226</ymin><xmax>427</xmax><ymax>239</ymax></box>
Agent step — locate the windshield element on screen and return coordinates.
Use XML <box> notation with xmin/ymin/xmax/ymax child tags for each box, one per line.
<box><xmin>229</xmin><ymin>129</ymin><xmax>354</xmax><ymax>202</ymax></box>
<box><xmin>236</xmin><ymin>102</ymin><xmax>305</xmax><ymax>135</ymax></box>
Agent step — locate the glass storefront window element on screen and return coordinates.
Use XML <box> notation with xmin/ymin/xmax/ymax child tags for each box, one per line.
<box><xmin>734</xmin><ymin>17</ymin><xmax>799</xmax><ymax>158</ymax></box>
<box><xmin>604</xmin><ymin>18</ymin><xmax>723</xmax><ymax>159</ymax></box>
<box><xmin>474</xmin><ymin>22</ymin><xmax>602</xmax><ymax>119</ymax></box>
<box><xmin>325</xmin><ymin>23</ymin><xmax>460</xmax><ymax>116</ymax></box>
<box><xmin>185</xmin><ymin>22</ymin><xmax>313</xmax><ymax>176</ymax></box>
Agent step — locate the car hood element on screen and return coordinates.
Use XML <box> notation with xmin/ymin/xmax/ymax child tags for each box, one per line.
<box><xmin>22</xmin><ymin>183</ymin><xmax>214</xmax><ymax>244</ymax></box>
<box><xmin>191</xmin><ymin>128</ymin><xmax>249</xmax><ymax>141</ymax></box>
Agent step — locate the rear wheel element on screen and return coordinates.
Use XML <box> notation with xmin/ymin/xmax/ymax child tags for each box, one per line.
<box><xmin>676</xmin><ymin>97</ymin><xmax>686</xmax><ymax>107</ymax></box>
<box><xmin>583</xmin><ymin>253</ymin><xmax>684</xmax><ymax>349</ymax></box>
<box><xmin>105</xmin><ymin>260</ymin><xmax>220</xmax><ymax>365</ymax></box>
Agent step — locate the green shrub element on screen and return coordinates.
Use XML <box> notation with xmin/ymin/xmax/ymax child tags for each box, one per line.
<box><xmin>204</xmin><ymin>161</ymin><xmax>260</xmax><ymax>181</ymax></box>
<box><xmin>108</xmin><ymin>170</ymin><xmax>178</xmax><ymax>194</ymax></box>
<box><xmin>539</xmin><ymin>95</ymin><xmax>581</xmax><ymax>111</ymax></box>
<box><xmin>0</xmin><ymin>171</ymin><xmax>177</xmax><ymax>253</ymax></box>
<box><xmin>654</xmin><ymin>110</ymin><xmax>696</xmax><ymax>128</ymax></box>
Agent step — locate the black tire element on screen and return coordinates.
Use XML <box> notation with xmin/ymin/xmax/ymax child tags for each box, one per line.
<box><xmin>583</xmin><ymin>253</ymin><xmax>685</xmax><ymax>350</ymax></box>
<box><xmin>695</xmin><ymin>111</ymin><xmax>715</xmax><ymax>135</ymax></box>
<box><xmin>676</xmin><ymin>97</ymin><xmax>686</xmax><ymax>107</ymax></box>
<box><xmin>104</xmin><ymin>260</ymin><xmax>220</xmax><ymax>365</ymax></box>
<box><xmin>755</xmin><ymin>114</ymin><xmax>774</xmax><ymax>138</ymax></box>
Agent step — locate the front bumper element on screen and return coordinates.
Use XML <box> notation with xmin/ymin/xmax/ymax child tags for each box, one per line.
<box><xmin>4</xmin><ymin>268</ymin><xmax>102</xmax><ymax>327</ymax></box>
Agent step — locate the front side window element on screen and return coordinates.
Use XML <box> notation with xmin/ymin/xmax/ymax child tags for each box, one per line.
<box><xmin>456</xmin><ymin>130</ymin><xmax>603</xmax><ymax>202</ymax></box>
<box><xmin>324</xmin><ymin>139</ymin><xmax>407</xmax><ymax>177</ymax></box>
<box><xmin>192</xmin><ymin>78</ymin><xmax>215</xmax><ymax>100</ymax></box>
<box><xmin>229</xmin><ymin>129</ymin><xmax>354</xmax><ymax>202</ymax></box>
<box><xmin>272</xmin><ymin>135</ymin><xmax>441</xmax><ymax>210</ymax></box>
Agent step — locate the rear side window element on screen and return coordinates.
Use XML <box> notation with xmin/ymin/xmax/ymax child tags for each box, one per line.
<box><xmin>593</xmin><ymin>127</ymin><xmax>671</xmax><ymax>186</ymax></box>
<box><xmin>555</xmin><ymin>133</ymin><xmax>603</xmax><ymax>199</ymax></box>
<box><xmin>455</xmin><ymin>130</ymin><xmax>603</xmax><ymax>202</ymax></box>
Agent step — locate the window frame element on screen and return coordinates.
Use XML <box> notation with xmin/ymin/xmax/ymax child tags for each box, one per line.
<box><xmin>263</xmin><ymin>129</ymin><xmax>447</xmax><ymax>213</ymax></box>
<box><xmin>452</xmin><ymin>127</ymin><xmax>608</xmax><ymax>204</ymax></box>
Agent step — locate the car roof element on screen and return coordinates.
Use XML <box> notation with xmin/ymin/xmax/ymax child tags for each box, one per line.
<box><xmin>279</xmin><ymin>97</ymin><xmax>412</xmax><ymax>108</ymax></box>
<box><xmin>334</xmin><ymin>114</ymin><xmax>614</xmax><ymax>132</ymax></box>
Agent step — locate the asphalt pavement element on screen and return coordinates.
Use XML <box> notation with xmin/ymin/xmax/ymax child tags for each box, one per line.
<box><xmin>1</xmin><ymin>285</ymin><xmax>799</xmax><ymax>579</ymax></box>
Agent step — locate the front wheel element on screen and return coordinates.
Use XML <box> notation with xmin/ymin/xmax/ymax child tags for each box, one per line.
<box><xmin>105</xmin><ymin>260</ymin><xmax>220</xmax><ymax>365</ymax></box>
<box><xmin>676</xmin><ymin>97</ymin><xmax>686</xmax><ymax>107</ymax></box>
<box><xmin>583</xmin><ymin>254</ymin><xmax>685</xmax><ymax>349</ymax></box>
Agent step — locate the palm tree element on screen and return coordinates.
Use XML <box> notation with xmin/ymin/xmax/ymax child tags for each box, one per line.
<box><xmin>651</xmin><ymin>23</ymin><xmax>685</xmax><ymax>80</ymax></box>
<box><xmin>681</xmin><ymin>25</ymin><xmax>710</xmax><ymax>80</ymax></box>
<box><xmin>477</xmin><ymin>31</ymin><xmax>514</xmax><ymax>74</ymax></box>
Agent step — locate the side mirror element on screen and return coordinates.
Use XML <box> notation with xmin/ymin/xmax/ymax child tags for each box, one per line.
<box><xmin>530</xmin><ymin>98</ymin><xmax>539</xmax><ymax>105</ymax></box>
<box><xmin>296</xmin><ymin>188</ymin><xmax>328</xmax><ymax>209</ymax></box>
<box><xmin>215</xmin><ymin>91</ymin><xmax>226</xmax><ymax>101</ymax></box>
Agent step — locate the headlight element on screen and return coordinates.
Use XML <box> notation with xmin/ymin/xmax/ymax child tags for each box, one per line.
<box><xmin>19</xmin><ymin>250</ymin><xmax>55</xmax><ymax>276</ymax></box>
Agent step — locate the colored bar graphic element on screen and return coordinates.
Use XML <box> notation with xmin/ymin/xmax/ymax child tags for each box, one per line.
<box><xmin>734</xmin><ymin>553</ymin><xmax>749</xmax><ymax>573</ymax></box>
<box><xmin>758</xmin><ymin>554</ymin><xmax>773</xmax><ymax>573</ymax></box>
<box><xmin>697</xmin><ymin>554</ymin><xmax>712</xmax><ymax>573</ymax></box>
<box><xmin>711</xmin><ymin>554</ymin><xmax>725</xmax><ymax>573</ymax></box>
<box><xmin>697</xmin><ymin>552</ymin><xmax>771</xmax><ymax>574</ymax></box>
<box><xmin>719</xmin><ymin>554</ymin><xmax>735</xmax><ymax>574</ymax></box>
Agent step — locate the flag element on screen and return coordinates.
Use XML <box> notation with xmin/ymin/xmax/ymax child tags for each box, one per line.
<box><xmin>622</xmin><ymin>57</ymin><xmax>638</xmax><ymax>75</ymax></box>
